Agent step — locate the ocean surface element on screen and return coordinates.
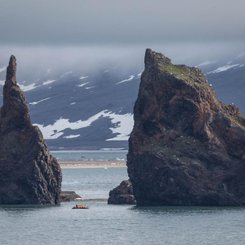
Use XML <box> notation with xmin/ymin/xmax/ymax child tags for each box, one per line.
<box><xmin>51</xmin><ymin>150</ymin><xmax>127</xmax><ymax>161</ymax></box>
<box><xmin>1</xmin><ymin>151</ymin><xmax>245</xmax><ymax>245</ymax></box>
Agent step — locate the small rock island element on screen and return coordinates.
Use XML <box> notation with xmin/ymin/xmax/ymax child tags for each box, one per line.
<box><xmin>108</xmin><ymin>180</ymin><xmax>136</xmax><ymax>205</ymax></box>
<box><xmin>0</xmin><ymin>56</ymin><xmax>62</xmax><ymax>205</ymax></box>
<box><xmin>126</xmin><ymin>49</ymin><xmax>245</xmax><ymax>206</ymax></box>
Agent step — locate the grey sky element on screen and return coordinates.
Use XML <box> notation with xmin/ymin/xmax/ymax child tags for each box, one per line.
<box><xmin>0</xmin><ymin>0</ymin><xmax>244</xmax><ymax>45</ymax></box>
<box><xmin>0</xmin><ymin>0</ymin><xmax>244</xmax><ymax>73</ymax></box>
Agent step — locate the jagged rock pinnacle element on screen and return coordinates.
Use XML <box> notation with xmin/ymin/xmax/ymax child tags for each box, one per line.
<box><xmin>6</xmin><ymin>55</ymin><xmax>17</xmax><ymax>83</ymax></box>
<box><xmin>0</xmin><ymin>56</ymin><xmax>62</xmax><ymax>205</ymax></box>
<box><xmin>144</xmin><ymin>48</ymin><xmax>171</xmax><ymax>69</ymax></box>
<box><xmin>1</xmin><ymin>56</ymin><xmax>31</xmax><ymax>131</ymax></box>
<box><xmin>127</xmin><ymin>49</ymin><xmax>245</xmax><ymax>206</ymax></box>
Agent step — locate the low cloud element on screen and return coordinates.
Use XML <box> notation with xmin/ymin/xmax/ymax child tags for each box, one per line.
<box><xmin>0</xmin><ymin>42</ymin><xmax>244</xmax><ymax>84</ymax></box>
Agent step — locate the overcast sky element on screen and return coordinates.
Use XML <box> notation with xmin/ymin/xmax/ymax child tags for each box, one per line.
<box><xmin>0</xmin><ymin>0</ymin><xmax>244</xmax><ymax>45</ymax></box>
<box><xmin>0</xmin><ymin>0</ymin><xmax>244</xmax><ymax>69</ymax></box>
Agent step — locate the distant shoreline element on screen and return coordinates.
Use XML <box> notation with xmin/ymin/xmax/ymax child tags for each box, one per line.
<box><xmin>51</xmin><ymin>149</ymin><xmax>128</xmax><ymax>152</ymax></box>
<box><xmin>59</xmin><ymin>160</ymin><xmax>126</xmax><ymax>169</ymax></box>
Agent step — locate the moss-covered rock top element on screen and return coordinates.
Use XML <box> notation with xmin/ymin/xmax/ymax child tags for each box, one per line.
<box><xmin>145</xmin><ymin>48</ymin><xmax>210</xmax><ymax>88</ymax></box>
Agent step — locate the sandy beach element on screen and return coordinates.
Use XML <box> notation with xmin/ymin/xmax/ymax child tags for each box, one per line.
<box><xmin>59</xmin><ymin>160</ymin><xmax>126</xmax><ymax>169</ymax></box>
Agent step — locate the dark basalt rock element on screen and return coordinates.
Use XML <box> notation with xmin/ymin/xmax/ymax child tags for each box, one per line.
<box><xmin>0</xmin><ymin>56</ymin><xmax>62</xmax><ymax>205</ymax></box>
<box><xmin>60</xmin><ymin>191</ymin><xmax>81</xmax><ymax>202</ymax></box>
<box><xmin>108</xmin><ymin>180</ymin><xmax>136</xmax><ymax>205</ymax></box>
<box><xmin>127</xmin><ymin>49</ymin><xmax>245</xmax><ymax>206</ymax></box>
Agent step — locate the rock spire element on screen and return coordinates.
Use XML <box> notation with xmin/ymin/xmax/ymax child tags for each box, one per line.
<box><xmin>127</xmin><ymin>49</ymin><xmax>245</xmax><ymax>206</ymax></box>
<box><xmin>0</xmin><ymin>56</ymin><xmax>62</xmax><ymax>205</ymax></box>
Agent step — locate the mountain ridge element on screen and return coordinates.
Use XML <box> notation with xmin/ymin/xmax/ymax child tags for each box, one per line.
<box><xmin>0</xmin><ymin>53</ymin><xmax>244</xmax><ymax>149</ymax></box>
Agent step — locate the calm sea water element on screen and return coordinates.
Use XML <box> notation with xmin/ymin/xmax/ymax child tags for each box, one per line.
<box><xmin>51</xmin><ymin>150</ymin><xmax>127</xmax><ymax>161</ymax></box>
<box><xmin>1</xmin><ymin>152</ymin><xmax>245</xmax><ymax>245</ymax></box>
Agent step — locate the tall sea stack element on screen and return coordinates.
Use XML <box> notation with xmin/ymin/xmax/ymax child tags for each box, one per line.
<box><xmin>0</xmin><ymin>56</ymin><xmax>62</xmax><ymax>205</ymax></box>
<box><xmin>127</xmin><ymin>49</ymin><xmax>245</xmax><ymax>206</ymax></box>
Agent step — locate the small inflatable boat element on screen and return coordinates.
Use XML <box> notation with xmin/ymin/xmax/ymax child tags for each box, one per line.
<box><xmin>72</xmin><ymin>204</ymin><xmax>89</xmax><ymax>209</ymax></box>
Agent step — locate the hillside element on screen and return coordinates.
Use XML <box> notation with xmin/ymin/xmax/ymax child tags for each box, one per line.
<box><xmin>0</xmin><ymin>53</ymin><xmax>244</xmax><ymax>149</ymax></box>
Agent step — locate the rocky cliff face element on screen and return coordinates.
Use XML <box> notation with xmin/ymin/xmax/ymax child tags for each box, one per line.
<box><xmin>0</xmin><ymin>56</ymin><xmax>62</xmax><ymax>205</ymax></box>
<box><xmin>127</xmin><ymin>49</ymin><xmax>245</xmax><ymax>206</ymax></box>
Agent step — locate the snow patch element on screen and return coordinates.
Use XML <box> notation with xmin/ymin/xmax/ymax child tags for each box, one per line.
<box><xmin>85</xmin><ymin>86</ymin><xmax>95</xmax><ymax>90</ymax></box>
<box><xmin>116</xmin><ymin>75</ymin><xmax>135</xmax><ymax>85</ymax></box>
<box><xmin>43</xmin><ymin>80</ymin><xmax>56</xmax><ymax>85</ymax></box>
<box><xmin>35</xmin><ymin>110</ymin><xmax>134</xmax><ymax>141</ymax></box>
<box><xmin>35</xmin><ymin>111</ymin><xmax>108</xmax><ymax>139</ymax></box>
<box><xmin>29</xmin><ymin>97</ymin><xmax>50</xmax><ymax>105</ymax></box>
<box><xmin>208</xmin><ymin>64</ymin><xmax>240</xmax><ymax>74</ymax></box>
<box><xmin>0</xmin><ymin>80</ymin><xmax>38</xmax><ymax>91</ymax></box>
<box><xmin>106</xmin><ymin>113</ymin><xmax>134</xmax><ymax>141</ymax></box>
<box><xmin>63</xmin><ymin>134</ymin><xmax>80</xmax><ymax>139</ymax></box>
<box><xmin>60</xmin><ymin>71</ymin><xmax>73</xmax><ymax>78</ymax></box>
<box><xmin>19</xmin><ymin>82</ymin><xmax>38</xmax><ymax>91</ymax></box>
<box><xmin>70</xmin><ymin>102</ymin><xmax>76</xmax><ymax>105</ymax></box>
<box><xmin>77</xmin><ymin>82</ymin><xmax>89</xmax><ymax>88</ymax></box>
<box><xmin>196</xmin><ymin>61</ymin><xmax>216</xmax><ymax>67</ymax></box>
<box><xmin>80</xmin><ymin>76</ymin><xmax>88</xmax><ymax>80</ymax></box>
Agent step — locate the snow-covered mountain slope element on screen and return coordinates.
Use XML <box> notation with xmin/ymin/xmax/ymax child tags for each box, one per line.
<box><xmin>0</xmin><ymin>53</ymin><xmax>244</xmax><ymax>149</ymax></box>
<box><xmin>205</xmin><ymin>53</ymin><xmax>245</xmax><ymax>112</ymax></box>
<box><xmin>0</xmin><ymin>66</ymin><xmax>141</xmax><ymax>149</ymax></box>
